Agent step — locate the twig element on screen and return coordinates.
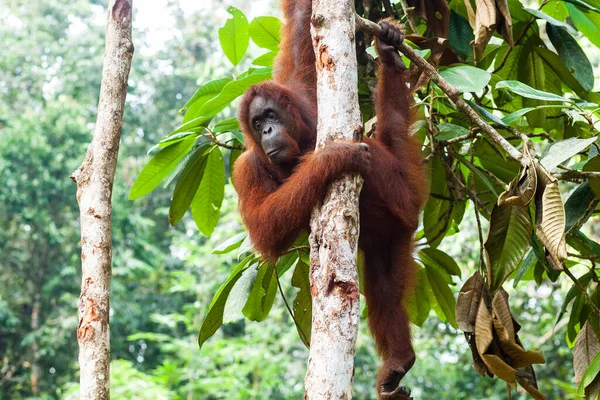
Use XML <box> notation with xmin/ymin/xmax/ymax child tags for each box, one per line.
<box><xmin>555</xmin><ymin>170</ymin><xmax>600</xmax><ymax>181</ymax></box>
<box><xmin>355</xmin><ymin>16</ymin><xmax>525</xmax><ymax>164</ymax></box>
<box><xmin>565</xmin><ymin>197</ymin><xmax>600</xmax><ymax>237</ymax></box>
<box><xmin>206</xmin><ymin>128</ymin><xmax>244</xmax><ymax>150</ymax></box>
<box><xmin>274</xmin><ymin>265</ymin><xmax>310</xmax><ymax>346</ymax></box>
<box><xmin>562</xmin><ymin>263</ymin><xmax>600</xmax><ymax>317</ymax></box>
<box><xmin>398</xmin><ymin>0</ymin><xmax>418</xmax><ymax>33</ymax></box>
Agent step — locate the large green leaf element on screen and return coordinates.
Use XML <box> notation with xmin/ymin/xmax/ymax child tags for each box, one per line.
<box><xmin>182</xmin><ymin>78</ymin><xmax>232</xmax><ymax>123</ymax></box>
<box><xmin>252</xmin><ymin>51</ymin><xmax>277</xmax><ymax>67</ymax></box>
<box><xmin>406</xmin><ymin>267</ymin><xmax>431</xmax><ymax>327</ymax></box>
<box><xmin>435</xmin><ymin>123</ymin><xmax>469</xmax><ymax>141</ymax></box>
<box><xmin>523</xmin><ymin>7</ymin><xmax>578</xmax><ymax>34</ymax></box>
<box><xmin>484</xmin><ymin>204</ymin><xmax>533</xmax><ymax>291</ymax></box>
<box><xmin>249</xmin><ymin>16</ymin><xmax>282</xmax><ymax>50</ymax></box>
<box><xmin>218</xmin><ymin>6</ymin><xmax>249</xmax><ymax>66</ymax></box>
<box><xmin>567</xmin><ymin>3</ymin><xmax>600</xmax><ymax>48</ymax></box>
<box><xmin>501</xmin><ymin>105</ymin><xmax>565</xmax><ymax>124</ymax></box>
<box><xmin>423</xmin><ymin>158</ymin><xmax>451</xmax><ymax>248</ymax></box>
<box><xmin>584</xmin><ymin>157</ymin><xmax>600</xmax><ymax>195</ymax></box>
<box><xmin>534</xmin><ymin>46</ymin><xmax>586</xmax><ymax>97</ymax></box>
<box><xmin>129</xmin><ymin>136</ymin><xmax>196</xmax><ymax>200</ymax></box>
<box><xmin>540</xmin><ymin>137</ymin><xmax>598</xmax><ymax>171</ymax></box>
<box><xmin>213</xmin><ymin>232</ymin><xmax>247</xmax><ymax>254</ymax></box>
<box><xmin>448</xmin><ymin>10</ymin><xmax>473</xmax><ymax>60</ymax></box>
<box><xmin>169</xmin><ymin>144</ymin><xmax>210</xmax><ymax>226</ymax></box>
<box><xmin>439</xmin><ymin>65</ymin><xmax>491</xmax><ymax>92</ymax></box>
<box><xmin>547</xmin><ymin>25</ymin><xmax>594</xmax><ymax>91</ymax></box>
<box><xmin>496</xmin><ymin>80</ymin><xmax>568</xmax><ymax>103</ymax></box>
<box><xmin>425</xmin><ymin>266</ymin><xmax>458</xmax><ymax>328</ymax></box>
<box><xmin>419</xmin><ymin>247</ymin><xmax>462</xmax><ymax>279</ymax></box>
<box><xmin>191</xmin><ymin>148</ymin><xmax>226</xmax><ymax>236</ymax></box>
<box><xmin>565</xmin><ymin>182</ymin><xmax>597</xmax><ymax>231</ymax></box>
<box><xmin>198</xmin><ymin>69</ymin><xmax>272</xmax><ymax>118</ymax></box>
<box><xmin>198</xmin><ymin>255</ymin><xmax>255</xmax><ymax>349</ymax></box>
<box><xmin>242</xmin><ymin>264</ymin><xmax>278</xmax><ymax>322</ymax></box>
<box><xmin>292</xmin><ymin>260</ymin><xmax>312</xmax><ymax>348</ymax></box>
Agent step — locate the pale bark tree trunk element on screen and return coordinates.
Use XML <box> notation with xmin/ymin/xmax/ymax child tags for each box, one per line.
<box><xmin>70</xmin><ymin>1</ymin><xmax>133</xmax><ymax>399</ymax></box>
<box><xmin>304</xmin><ymin>0</ymin><xmax>363</xmax><ymax>398</ymax></box>
<box><xmin>30</xmin><ymin>293</ymin><xmax>41</xmax><ymax>396</ymax></box>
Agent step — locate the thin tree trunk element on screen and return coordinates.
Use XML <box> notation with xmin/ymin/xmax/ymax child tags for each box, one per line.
<box><xmin>305</xmin><ymin>0</ymin><xmax>363</xmax><ymax>398</ymax></box>
<box><xmin>70</xmin><ymin>1</ymin><xmax>133</xmax><ymax>399</ymax></box>
<box><xmin>30</xmin><ymin>293</ymin><xmax>40</xmax><ymax>396</ymax></box>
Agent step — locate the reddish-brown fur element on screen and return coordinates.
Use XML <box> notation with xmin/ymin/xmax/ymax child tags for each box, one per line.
<box><xmin>233</xmin><ymin>0</ymin><xmax>426</xmax><ymax>396</ymax></box>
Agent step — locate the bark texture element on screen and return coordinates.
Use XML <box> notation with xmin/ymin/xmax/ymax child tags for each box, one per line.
<box><xmin>70</xmin><ymin>1</ymin><xmax>133</xmax><ymax>399</ymax></box>
<box><xmin>304</xmin><ymin>0</ymin><xmax>363</xmax><ymax>398</ymax></box>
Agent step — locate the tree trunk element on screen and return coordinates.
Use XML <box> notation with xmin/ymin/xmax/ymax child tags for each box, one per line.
<box><xmin>304</xmin><ymin>0</ymin><xmax>363</xmax><ymax>398</ymax></box>
<box><xmin>30</xmin><ymin>293</ymin><xmax>40</xmax><ymax>396</ymax></box>
<box><xmin>70</xmin><ymin>1</ymin><xmax>133</xmax><ymax>399</ymax></box>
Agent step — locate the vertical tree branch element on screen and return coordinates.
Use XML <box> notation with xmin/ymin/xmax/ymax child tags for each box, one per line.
<box><xmin>70</xmin><ymin>1</ymin><xmax>133</xmax><ymax>399</ymax></box>
<box><xmin>305</xmin><ymin>0</ymin><xmax>363</xmax><ymax>398</ymax></box>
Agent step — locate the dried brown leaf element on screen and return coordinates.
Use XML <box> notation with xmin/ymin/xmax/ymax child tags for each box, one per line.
<box><xmin>481</xmin><ymin>353</ymin><xmax>517</xmax><ymax>382</ymax></box>
<box><xmin>474</xmin><ymin>0</ymin><xmax>497</xmax><ymax>62</ymax></box>
<box><xmin>498</xmin><ymin>147</ymin><xmax>537</xmax><ymax>208</ymax></box>
<box><xmin>496</xmin><ymin>0</ymin><xmax>514</xmax><ymax>47</ymax></box>
<box><xmin>475</xmin><ymin>298</ymin><xmax>494</xmax><ymax>356</ymax></box>
<box><xmin>464</xmin><ymin>0</ymin><xmax>476</xmax><ymax>27</ymax></box>
<box><xmin>574</xmin><ymin>321</ymin><xmax>600</xmax><ymax>384</ymax></box>
<box><xmin>457</xmin><ymin>272</ymin><xmax>486</xmax><ymax>333</ymax></box>
<box><xmin>492</xmin><ymin>289</ymin><xmax>515</xmax><ymax>341</ymax></box>
<box><xmin>465</xmin><ymin>332</ymin><xmax>491</xmax><ymax>377</ymax></box>
<box><xmin>535</xmin><ymin>164</ymin><xmax>567</xmax><ymax>266</ymax></box>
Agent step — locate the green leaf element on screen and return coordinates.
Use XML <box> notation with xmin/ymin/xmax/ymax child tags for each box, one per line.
<box><xmin>213</xmin><ymin>232</ymin><xmax>247</xmax><ymax>254</ymax></box>
<box><xmin>565</xmin><ymin>182</ymin><xmax>597</xmax><ymax>231</ymax></box>
<box><xmin>218</xmin><ymin>6</ymin><xmax>249</xmax><ymax>66</ymax></box>
<box><xmin>547</xmin><ymin>25</ymin><xmax>594</xmax><ymax>91</ymax></box>
<box><xmin>523</xmin><ymin>7</ymin><xmax>578</xmax><ymax>34</ymax></box>
<box><xmin>454</xmin><ymin>152</ymin><xmax>500</xmax><ymax>197</ymax></box>
<box><xmin>242</xmin><ymin>264</ymin><xmax>278</xmax><ymax>322</ymax></box>
<box><xmin>484</xmin><ymin>204</ymin><xmax>533</xmax><ymax>291</ymax></box>
<box><xmin>439</xmin><ymin>65</ymin><xmax>491</xmax><ymax>92</ymax></box>
<box><xmin>198</xmin><ymin>255</ymin><xmax>255</xmax><ymax>349</ymax></box>
<box><xmin>540</xmin><ymin>137</ymin><xmax>598</xmax><ymax>171</ymax></box>
<box><xmin>292</xmin><ymin>260</ymin><xmax>312</xmax><ymax>347</ymax></box>
<box><xmin>419</xmin><ymin>247</ymin><xmax>461</xmax><ymax>278</ymax></box>
<box><xmin>467</xmin><ymin>100</ymin><xmax>508</xmax><ymax>127</ymax></box>
<box><xmin>129</xmin><ymin>137</ymin><xmax>196</xmax><ymax>200</ymax></box>
<box><xmin>501</xmin><ymin>105</ymin><xmax>565</xmax><ymax>124</ymax></box>
<box><xmin>191</xmin><ymin>148</ymin><xmax>226</xmax><ymax>236</ymax></box>
<box><xmin>157</xmin><ymin>132</ymin><xmax>199</xmax><ymax>149</ymax></box>
<box><xmin>496</xmin><ymin>80</ymin><xmax>568</xmax><ymax>103</ymax></box>
<box><xmin>584</xmin><ymin>157</ymin><xmax>600</xmax><ymax>195</ymax></box>
<box><xmin>252</xmin><ymin>50</ymin><xmax>277</xmax><ymax>67</ymax></box>
<box><xmin>512</xmin><ymin>248</ymin><xmax>537</xmax><ymax>288</ymax></box>
<box><xmin>169</xmin><ymin>144</ymin><xmax>210</xmax><ymax>226</ymax></box>
<box><xmin>424</xmin><ymin>158</ymin><xmax>451</xmax><ymax>248</ymax></box>
<box><xmin>425</xmin><ymin>266</ymin><xmax>458</xmax><ymax>328</ymax></box>
<box><xmin>565</xmin><ymin>0</ymin><xmax>600</xmax><ymax>13</ymax></box>
<box><xmin>406</xmin><ymin>267</ymin><xmax>431</xmax><ymax>327</ymax></box>
<box><xmin>182</xmin><ymin>78</ymin><xmax>232</xmax><ymax>122</ymax></box>
<box><xmin>172</xmin><ymin>115</ymin><xmax>213</xmax><ymax>136</ymax></box>
<box><xmin>224</xmin><ymin>263</ymin><xmax>259</xmax><ymax>322</ymax></box>
<box><xmin>212</xmin><ymin>118</ymin><xmax>240</xmax><ymax>133</ymax></box>
<box><xmin>249</xmin><ymin>16</ymin><xmax>282</xmax><ymax>50</ymax></box>
<box><xmin>448</xmin><ymin>10</ymin><xmax>474</xmax><ymax>60</ymax></box>
<box><xmin>198</xmin><ymin>69</ymin><xmax>272</xmax><ymax>118</ymax></box>
<box><xmin>567</xmin><ymin>3</ymin><xmax>600</xmax><ymax>48</ymax></box>
<box><xmin>435</xmin><ymin>123</ymin><xmax>469</xmax><ymax>141</ymax></box>
<box><xmin>577</xmin><ymin>341</ymin><xmax>600</xmax><ymax>396</ymax></box>
<box><xmin>534</xmin><ymin>46</ymin><xmax>586</xmax><ymax>97</ymax></box>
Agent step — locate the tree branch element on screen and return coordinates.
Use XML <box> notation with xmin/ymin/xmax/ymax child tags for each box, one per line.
<box><xmin>355</xmin><ymin>15</ymin><xmax>525</xmax><ymax>164</ymax></box>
